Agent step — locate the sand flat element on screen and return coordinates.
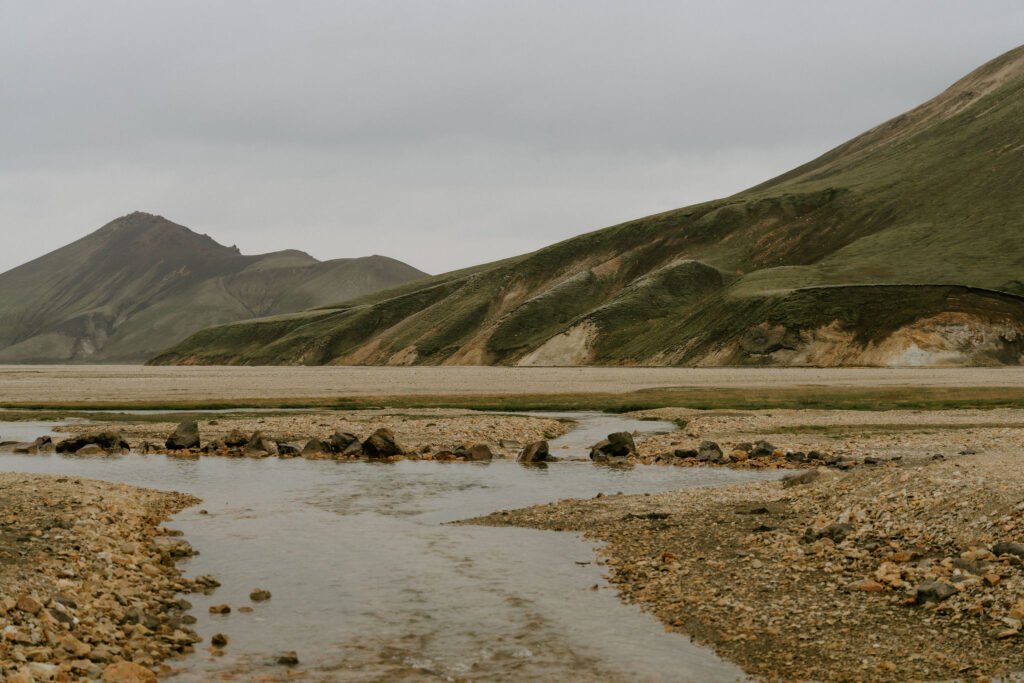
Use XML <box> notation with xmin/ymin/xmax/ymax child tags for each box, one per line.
<box><xmin>5</xmin><ymin>365</ymin><xmax>1024</xmax><ymax>403</ymax></box>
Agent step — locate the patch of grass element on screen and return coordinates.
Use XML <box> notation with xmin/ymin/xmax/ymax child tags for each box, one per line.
<box><xmin>8</xmin><ymin>386</ymin><xmax>1024</xmax><ymax>413</ymax></box>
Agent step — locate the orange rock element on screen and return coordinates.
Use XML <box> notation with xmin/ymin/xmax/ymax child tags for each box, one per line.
<box><xmin>985</xmin><ymin>573</ymin><xmax>1001</xmax><ymax>586</ymax></box>
<box><xmin>101</xmin><ymin>661</ymin><xmax>157</xmax><ymax>683</ymax></box>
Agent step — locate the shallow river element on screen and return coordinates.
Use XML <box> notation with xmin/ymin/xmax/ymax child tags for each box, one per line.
<box><xmin>0</xmin><ymin>413</ymin><xmax>779</xmax><ymax>681</ymax></box>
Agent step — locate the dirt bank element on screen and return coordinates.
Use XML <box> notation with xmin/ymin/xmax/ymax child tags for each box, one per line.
<box><xmin>464</xmin><ymin>449</ymin><xmax>1024</xmax><ymax>681</ymax></box>
<box><xmin>0</xmin><ymin>473</ymin><xmax>199</xmax><ymax>681</ymax></box>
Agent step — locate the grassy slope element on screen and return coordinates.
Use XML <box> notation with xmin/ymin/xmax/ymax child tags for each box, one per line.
<box><xmin>152</xmin><ymin>46</ymin><xmax>1024</xmax><ymax>367</ymax></box>
<box><xmin>0</xmin><ymin>213</ymin><xmax>428</xmax><ymax>362</ymax></box>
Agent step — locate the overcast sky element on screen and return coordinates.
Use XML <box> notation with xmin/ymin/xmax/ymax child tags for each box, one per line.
<box><xmin>1</xmin><ymin>1</ymin><xmax>1022</xmax><ymax>275</ymax></box>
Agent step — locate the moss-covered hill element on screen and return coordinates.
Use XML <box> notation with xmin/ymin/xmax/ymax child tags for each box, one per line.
<box><xmin>0</xmin><ymin>212</ymin><xmax>426</xmax><ymax>362</ymax></box>
<box><xmin>151</xmin><ymin>46</ymin><xmax>1024</xmax><ymax>368</ymax></box>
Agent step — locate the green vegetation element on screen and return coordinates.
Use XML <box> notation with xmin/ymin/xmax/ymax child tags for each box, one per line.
<box><xmin>152</xmin><ymin>46</ymin><xmax>1024</xmax><ymax>368</ymax></box>
<box><xmin>9</xmin><ymin>386</ymin><xmax>1024</xmax><ymax>414</ymax></box>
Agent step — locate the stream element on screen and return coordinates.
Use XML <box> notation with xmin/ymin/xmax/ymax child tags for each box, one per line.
<box><xmin>0</xmin><ymin>412</ymin><xmax>780</xmax><ymax>681</ymax></box>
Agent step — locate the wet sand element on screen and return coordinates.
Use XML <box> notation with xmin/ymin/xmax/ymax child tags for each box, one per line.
<box><xmin>5</xmin><ymin>365</ymin><xmax>1024</xmax><ymax>404</ymax></box>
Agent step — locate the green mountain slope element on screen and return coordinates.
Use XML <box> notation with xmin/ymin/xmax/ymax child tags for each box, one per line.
<box><xmin>0</xmin><ymin>212</ymin><xmax>427</xmax><ymax>362</ymax></box>
<box><xmin>152</xmin><ymin>45</ymin><xmax>1024</xmax><ymax>368</ymax></box>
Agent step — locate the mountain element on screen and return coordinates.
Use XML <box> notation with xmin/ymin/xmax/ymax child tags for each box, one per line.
<box><xmin>0</xmin><ymin>212</ymin><xmax>427</xmax><ymax>362</ymax></box>
<box><xmin>152</xmin><ymin>45</ymin><xmax>1024</xmax><ymax>368</ymax></box>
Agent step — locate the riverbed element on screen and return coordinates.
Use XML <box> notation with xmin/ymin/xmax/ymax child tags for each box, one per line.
<box><xmin>0</xmin><ymin>413</ymin><xmax>780</xmax><ymax>681</ymax></box>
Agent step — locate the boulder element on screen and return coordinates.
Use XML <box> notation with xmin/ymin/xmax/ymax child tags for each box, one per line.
<box><xmin>750</xmin><ymin>440</ymin><xmax>775</xmax><ymax>458</ymax></box>
<box><xmin>590</xmin><ymin>432</ymin><xmax>637</xmax><ymax>461</ymax></box>
<box><xmin>362</xmin><ymin>428</ymin><xmax>403</xmax><ymax>458</ymax></box>
<box><xmin>56</xmin><ymin>431</ymin><xmax>129</xmax><ymax>454</ymax></box>
<box><xmin>517</xmin><ymin>441</ymin><xmax>550</xmax><ymax>463</ymax></box>
<box><xmin>246</xmin><ymin>431</ymin><xmax>278</xmax><ymax>456</ymax></box>
<box><xmin>696</xmin><ymin>440</ymin><xmax>724</xmax><ymax>463</ymax></box>
<box><xmin>276</xmin><ymin>442</ymin><xmax>301</xmax><ymax>457</ymax></box>
<box><xmin>165</xmin><ymin>421</ymin><xmax>200</xmax><ymax>450</ymax></box>
<box><xmin>328</xmin><ymin>430</ymin><xmax>360</xmax><ymax>454</ymax></box>
<box><xmin>467</xmin><ymin>443</ymin><xmax>493</xmax><ymax>461</ymax></box>
<box><xmin>224</xmin><ymin>429</ymin><xmax>248</xmax><ymax>447</ymax></box>
<box><xmin>301</xmin><ymin>438</ymin><xmax>330</xmax><ymax>458</ymax></box>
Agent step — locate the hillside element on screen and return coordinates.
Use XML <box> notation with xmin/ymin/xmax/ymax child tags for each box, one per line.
<box><xmin>0</xmin><ymin>212</ymin><xmax>427</xmax><ymax>362</ymax></box>
<box><xmin>152</xmin><ymin>45</ymin><xmax>1024</xmax><ymax>368</ymax></box>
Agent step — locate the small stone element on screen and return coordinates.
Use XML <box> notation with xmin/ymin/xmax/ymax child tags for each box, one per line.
<box><xmin>211</xmin><ymin>633</ymin><xmax>229</xmax><ymax>647</ymax></box>
<box><xmin>101</xmin><ymin>661</ymin><xmax>158</xmax><ymax>682</ymax></box>
<box><xmin>250</xmin><ymin>588</ymin><xmax>272</xmax><ymax>602</ymax></box>
<box><xmin>16</xmin><ymin>594</ymin><xmax>42</xmax><ymax>614</ymax></box>
<box><xmin>277</xmin><ymin>650</ymin><xmax>300</xmax><ymax>665</ymax></box>
<box><xmin>914</xmin><ymin>581</ymin><xmax>957</xmax><ymax>604</ymax></box>
<box><xmin>209</xmin><ymin>604</ymin><xmax>231</xmax><ymax>614</ymax></box>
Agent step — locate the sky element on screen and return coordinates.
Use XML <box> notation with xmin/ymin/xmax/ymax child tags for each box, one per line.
<box><xmin>1</xmin><ymin>1</ymin><xmax>1022</xmax><ymax>276</ymax></box>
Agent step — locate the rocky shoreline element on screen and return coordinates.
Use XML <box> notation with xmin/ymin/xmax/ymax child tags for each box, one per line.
<box><xmin>463</xmin><ymin>449</ymin><xmax>1024</xmax><ymax>681</ymax></box>
<box><xmin>0</xmin><ymin>473</ymin><xmax>200</xmax><ymax>682</ymax></box>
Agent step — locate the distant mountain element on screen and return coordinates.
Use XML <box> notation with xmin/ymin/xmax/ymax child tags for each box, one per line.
<box><xmin>0</xmin><ymin>212</ymin><xmax>427</xmax><ymax>362</ymax></box>
<box><xmin>154</xmin><ymin>45</ymin><xmax>1024</xmax><ymax>368</ymax></box>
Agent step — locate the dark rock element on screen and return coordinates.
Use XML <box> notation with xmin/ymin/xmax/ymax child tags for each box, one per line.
<box><xmin>363</xmin><ymin>428</ymin><xmax>403</xmax><ymax>458</ymax></box>
<box><xmin>165</xmin><ymin>421</ymin><xmax>200</xmax><ymax>450</ymax></box>
<box><xmin>328</xmin><ymin>430</ymin><xmax>360</xmax><ymax>453</ymax></box>
<box><xmin>863</xmin><ymin>456</ymin><xmax>881</xmax><ymax>465</ymax></box>
<box><xmin>452</xmin><ymin>445</ymin><xmax>470</xmax><ymax>459</ymax></box>
<box><xmin>915</xmin><ymin>581</ymin><xmax>957</xmax><ymax>603</ymax></box>
<box><xmin>673</xmin><ymin>448</ymin><xmax>699</xmax><ymax>459</ymax></box>
<box><xmin>807</xmin><ymin>450</ymin><xmax>824</xmax><ymax>461</ymax></box>
<box><xmin>951</xmin><ymin>557</ymin><xmax>983</xmax><ymax>575</ymax></box>
<box><xmin>276</xmin><ymin>442</ymin><xmax>301</xmax><ymax>457</ymax></box>
<box><xmin>733</xmin><ymin>442</ymin><xmax>753</xmax><ymax>453</ymax></box>
<box><xmin>696</xmin><ymin>440</ymin><xmax>724</xmax><ymax>463</ymax></box>
<box><xmin>56</xmin><ymin>431</ymin><xmax>129</xmax><ymax>454</ymax></box>
<box><xmin>517</xmin><ymin>441</ymin><xmax>550</xmax><ymax>463</ymax></box>
<box><xmin>224</xmin><ymin>429</ymin><xmax>248</xmax><ymax>447</ymax></box>
<box><xmin>785</xmin><ymin>451</ymin><xmax>807</xmax><ymax>463</ymax></box>
<box><xmin>301</xmin><ymin>437</ymin><xmax>329</xmax><ymax>458</ymax></box>
<box><xmin>467</xmin><ymin>443</ymin><xmax>493</xmax><ymax>461</ymax></box>
<box><xmin>122</xmin><ymin>605</ymin><xmax>161</xmax><ymax>629</ymax></box>
<box><xmin>250</xmin><ymin>588</ymin><xmax>272</xmax><ymax>602</ymax></box>
<box><xmin>993</xmin><ymin>541</ymin><xmax>1024</xmax><ymax>559</ymax></box>
<box><xmin>211</xmin><ymin>633</ymin><xmax>228</xmax><ymax>647</ymax></box>
<box><xmin>750</xmin><ymin>440</ymin><xmax>775</xmax><ymax>458</ymax></box>
<box><xmin>246</xmin><ymin>431</ymin><xmax>278</xmax><ymax>456</ymax></box>
<box><xmin>277</xmin><ymin>651</ymin><xmax>299</xmax><ymax>666</ymax></box>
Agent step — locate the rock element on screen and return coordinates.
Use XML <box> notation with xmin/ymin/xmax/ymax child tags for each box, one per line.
<box><xmin>246</xmin><ymin>431</ymin><xmax>278</xmax><ymax>456</ymax></box>
<box><xmin>224</xmin><ymin>429</ymin><xmax>248</xmax><ymax>447</ymax></box>
<box><xmin>153</xmin><ymin>536</ymin><xmax>193</xmax><ymax>557</ymax></box>
<box><xmin>328</xmin><ymin>430</ymin><xmax>360</xmax><ymax>454</ymax></box>
<box><xmin>915</xmin><ymin>581</ymin><xmax>957</xmax><ymax>603</ymax></box>
<box><xmin>211</xmin><ymin>633</ymin><xmax>229</xmax><ymax>647</ymax></box>
<box><xmin>783</xmin><ymin>470</ymin><xmax>821</xmax><ymax>488</ymax></box>
<box><xmin>209</xmin><ymin>604</ymin><xmax>231</xmax><ymax>614</ymax></box>
<box><xmin>76</xmin><ymin>444</ymin><xmax>106</xmax><ymax>455</ymax></box>
<box><xmin>750</xmin><ymin>440</ymin><xmax>775</xmax><ymax>458</ymax></box>
<box><xmin>729</xmin><ymin>450</ymin><xmax>749</xmax><ymax>463</ymax></box>
<box><xmin>101</xmin><ymin>661</ymin><xmax>157</xmax><ymax>683</ymax></box>
<box><xmin>993</xmin><ymin>541</ymin><xmax>1024</xmax><ymax>559</ymax></box>
<box><xmin>301</xmin><ymin>437</ymin><xmax>330</xmax><ymax>458</ymax></box>
<box><xmin>165</xmin><ymin>421</ymin><xmax>200</xmax><ymax>450</ymax></box>
<box><xmin>696</xmin><ymin>440</ymin><xmax>724</xmax><ymax>463</ymax></box>
<box><xmin>57</xmin><ymin>431</ymin><xmax>129</xmax><ymax>454</ymax></box>
<box><xmin>27</xmin><ymin>663</ymin><xmax>60</xmax><ymax>681</ymax></box>
<box><xmin>16</xmin><ymin>593</ymin><xmax>42</xmax><ymax>614</ymax></box>
<box><xmin>848</xmin><ymin>579</ymin><xmax>886</xmax><ymax>592</ymax></box>
<box><xmin>785</xmin><ymin>451</ymin><xmax>808</xmax><ymax>463</ymax></box>
<box><xmin>277</xmin><ymin>651</ymin><xmax>300</xmax><ymax>665</ymax></box>
<box><xmin>250</xmin><ymin>588</ymin><xmax>272</xmax><ymax>602</ymax></box>
<box><xmin>673</xmin><ymin>448</ymin><xmax>698</xmax><ymax>459</ymax></box>
<box><xmin>26</xmin><ymin>646</ymin><xmax>53</xmax><ymax>661</ymax></box>
<box><xmin>122</xmin><ymin>605</ymin><xmax>161</xmax><ymax>629</ymax></box>
<box><xmin>467</xmin><ymin>443</ymin><xmax>493</xmax><ymax>461</ymax></box>
<box><xmin>362</xmin><ymin>428</ymin><xmax>403</xmax><ymax>458</ymax></box>
<box><xmin>590</xmin><ymin>432</ymin><xmax>637</xmax><ymax>461</ymax></box>
<box><xmin>276</xmin><ymin>441</ymin><xmax>301</xmax><ymax>457</ymax></box>
<box><xmin>517</xmin><ymin>440</ymin><xmax>551</xmax><ymax>463</ymax></box>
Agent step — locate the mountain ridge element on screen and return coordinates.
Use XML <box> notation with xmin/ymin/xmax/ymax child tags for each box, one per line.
<box><xmin>0</xmin><ymin>212</ymin><xmax>427</xmax><ymax>362</ymax></box>
<box><xmin>150</xmin><ymin>44</ymin><xmax>1024</xmax><ymax>367</ymax></box>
